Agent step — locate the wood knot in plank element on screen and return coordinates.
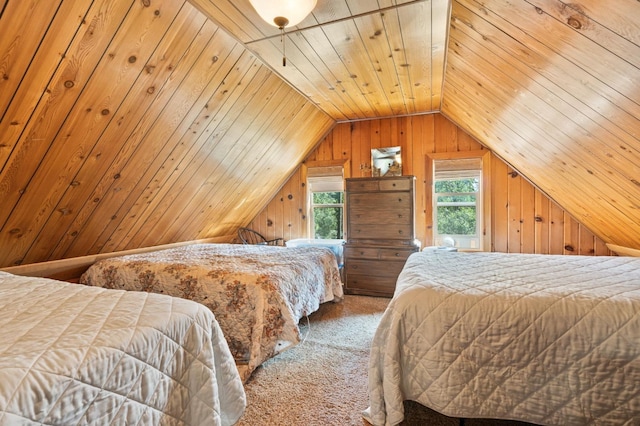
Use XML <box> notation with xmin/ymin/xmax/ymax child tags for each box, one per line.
<box><xmin>564</xmin><ymin>245</ymin><xmax>574</xmax><ymax>252</ymax></box>
<box><xmin>567</xmin><ymin>16</ymin><xmax>582</xmax><ymax>29</ymax></box>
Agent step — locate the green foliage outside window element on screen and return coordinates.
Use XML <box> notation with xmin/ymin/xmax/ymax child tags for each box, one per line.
<box><xmin>435</xmin><ymin>178</ymin><xmax>478</xmax><ymax>236</ymax></box>
<box><xmin>312</xmin><ymin>192</ymin><xmax>344</xmax><ymax>239</ymax></box>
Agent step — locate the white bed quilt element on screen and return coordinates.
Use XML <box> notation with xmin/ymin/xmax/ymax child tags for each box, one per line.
<box><xmin>365</xmin><ymin>251</ymin><xmax>640</xmax><ymax>426</ymax></box>
<box><xmin>0</xmin><ymin>271</ymin><xmax>246</xmax><ymax>425</ymax></box>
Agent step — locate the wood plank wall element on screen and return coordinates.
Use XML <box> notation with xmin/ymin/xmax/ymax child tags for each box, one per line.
<box><xmin>0</xmin><ymin>0</ymin><xmax>334</xmax><ymax>268</ymax></box>
<box><xmin>248</xmin><ymin>114</ymin><xmax>611</xmax><ymax>256</ymax></box>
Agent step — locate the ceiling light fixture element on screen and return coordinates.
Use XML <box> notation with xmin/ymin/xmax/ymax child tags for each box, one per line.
<box><xmin>249</xmin><ymin>0</ymin><xmax>317</xmax><ymax>67</ymax></box>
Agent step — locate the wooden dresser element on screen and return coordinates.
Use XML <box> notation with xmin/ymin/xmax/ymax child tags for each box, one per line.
<box><xmin>344</xmin><ymin>176</ymin><xmax>420</xmax><ymax>297</ymax></box>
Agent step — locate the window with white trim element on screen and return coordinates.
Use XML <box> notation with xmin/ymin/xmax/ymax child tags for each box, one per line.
<box><xmin>433</xmin><ymin>157</ymin><xmax>483</xmax><ymax>250</ymax></box>
<box><xmin>307</xmin><ymin>167</ymin><xmax>344</xmax><ymax>239</ymax></box>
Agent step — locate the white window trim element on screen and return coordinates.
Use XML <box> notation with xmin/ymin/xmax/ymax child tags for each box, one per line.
<box><xmin>426</xmin><ymin>151</ymin><xmax>491</xmax><ymax>251</ymax></box>
<box><xmin>302</xmin><ymin>161</ymin><xmax>349</xmax><ymax>239</ymax></box>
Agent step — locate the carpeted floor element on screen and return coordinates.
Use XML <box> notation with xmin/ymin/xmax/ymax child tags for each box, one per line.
<box><xmin>235</xmin><ymin>294</ymin><xmax>534</xmax><ymax>426</ymax></box>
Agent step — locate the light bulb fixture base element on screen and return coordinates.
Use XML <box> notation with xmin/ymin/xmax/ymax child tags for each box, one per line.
<box><xmin>273</xmin><ymin>16</ymin><xmax>289</xmax><ymax>29</ymax></box>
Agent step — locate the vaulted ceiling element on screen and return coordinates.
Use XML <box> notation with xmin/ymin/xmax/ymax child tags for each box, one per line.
<box><xmin>0</xmin><ymin>0</ymin><xmax>639</xmax><ymax>268</ymax></box>
<box><xmin>190</xmin><ymin>0</ymin><xmax>450</xmax><ymax>120</ymax></box>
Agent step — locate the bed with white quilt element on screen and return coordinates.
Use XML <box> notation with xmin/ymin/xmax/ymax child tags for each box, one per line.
<box><xmin>79</xmin><ymin>243</ymin><xmax>343</xmax><ymax>382</ymax></box>
<box><xmin>364</xmin><ymin>251</ymin><xmax>640</xmax><ymax>426</ymax></box>
<box><xmin>0</xmin><ymin>271</ymin><xmax>246</xmax><ymax>426</ymax></box>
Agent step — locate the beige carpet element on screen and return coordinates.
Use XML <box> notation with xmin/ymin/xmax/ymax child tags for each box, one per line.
<box><xmin>236</xmin><ymin>295</ymin><xmax>534</xmax><ymax>426</ymax></box>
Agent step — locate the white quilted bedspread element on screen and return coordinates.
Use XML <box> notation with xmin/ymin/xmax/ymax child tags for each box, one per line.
<box><xmin>0</xmin><ymin>271</ymin><xmax>246</xmax><ymax>425</ymax></box>
<box><xmin>364</xmin><ymin>251</ymin><xmax>640</xmax><ymax>426</ymax></box>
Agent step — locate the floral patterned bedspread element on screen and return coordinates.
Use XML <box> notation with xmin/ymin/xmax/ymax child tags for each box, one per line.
<box><xmin>79</xmin><ymin>243</ymin><xmax>343</xmax><ymax>382</ymax></box>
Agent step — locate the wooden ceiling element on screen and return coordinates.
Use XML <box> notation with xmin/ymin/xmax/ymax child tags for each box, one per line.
<box><xmin>442</xmin><ymin>0</ymin><xmax>640</xmax><ymax>247</ymax></box>
<box><xmin>190</xmin><ymin>0</ymin><xmax>451</xmax><ymax>120</ymax></box>
<box><xmin>1</xmin><ymin>0</ymin><xmax>639</xmax><ymax>269</ymax></box>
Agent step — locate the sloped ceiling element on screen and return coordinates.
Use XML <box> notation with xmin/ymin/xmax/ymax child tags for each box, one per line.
<box><xmin>441</xmin><ymin>0</ymin><xmax>640</xmax><ymax>247</ymax></box>
<box><xmin>1</xmin><ymin>0</ymin><xmax>639</xmax><ymax>269</ymax></box>
<box><xmin>0</xmin><ymin>0</ymin><xmax>334</xmax><ymax>267</ymax></box>
<box><xmin>202</xmin><ymin>0</ymin><xmax>639</xmax><ymax>247</ymax></box>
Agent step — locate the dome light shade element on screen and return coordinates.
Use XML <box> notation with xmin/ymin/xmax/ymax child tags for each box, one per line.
<box><xmin>249</xmin><ymin>0</ymin><xmax>317</xmax><ymax>29</ymax></box>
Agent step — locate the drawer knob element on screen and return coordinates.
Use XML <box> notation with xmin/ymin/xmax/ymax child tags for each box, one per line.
<box><xmin>395</xmin><ymin>252</ymin><xmax>400</xmax><ymax>257</ymax></box>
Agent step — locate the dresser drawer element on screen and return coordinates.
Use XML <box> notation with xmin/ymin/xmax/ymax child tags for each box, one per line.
<box><xmin>348</xmin><ymin>192</ymin><xmax>411</xmax><ymax>209</ymax></box>
<box><xmin>344</xmin><ymin>273</ymin><xmax>397</xmax><ymax>297</ymax></box>
<box><xmin>377</xmin><ymin>247</ymin><xmax>415</xmax><ymax>261</ymax></box>
<box><xmin>349</xmin><ymin>206</ymin><xmax>412</xmax><ymax>225</ymax></box>
<box><xmin>348</xmin><ymin>223</ymin><xmax>413</xmax><ymax>240</ymax></box>
<box><xmin>378</xmin><ymin>178</ymin><xmax>412</xmax><ymax>191</ymax></box>
<box><xmin>344</xmin><ymin>259</ymin><xmax>407</xmax><ymax>297</ymax></box>
<box><xmin>345</xmin><ymin>258</ymin><xmax>406</xmax><ymax>277</ymax></box>
<box><xmin>346</xmin><ymin>176</ymin><xmax>413</xmax><ymax>193</ymax></box>
<box><xmin>346</xmin><ymin>179</ymin><xmax>380</xmax><ymax>192</ymax></box>
<box><xmin>344</xmin><ymin>246</ymin><xmax>380</xmax><ymax>259</ymax></box>
<box><xmin>345</xmin><ymin>246</ymin><xmax>417</xmax><ymax>260</ymax></box>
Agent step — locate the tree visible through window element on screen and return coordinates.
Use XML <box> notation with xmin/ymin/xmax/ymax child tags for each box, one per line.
<box><xmin>435</xmin><ymin>178</ymin><xmax>478</xmax><ymax>234</ymax></box>
<box><xmin>311</xmin><ymin>191</ymin><xmax>344</xmax><ymax>239</ymax></box>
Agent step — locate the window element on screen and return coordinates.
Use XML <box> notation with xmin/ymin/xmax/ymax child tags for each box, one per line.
<box><xmin>307</xmin><ymin>168</ymin><xmax>344</xmax><ymax>239</ymax></box>
<box><xmin>432</xmin><ymin>157</ymin><xmax>484</xmax><ymax>250</ymax></box>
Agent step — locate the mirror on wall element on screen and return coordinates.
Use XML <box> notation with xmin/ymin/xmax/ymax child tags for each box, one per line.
<box><xmin>371</xmin><ymin>146</ymin><xmax>402</xmax><ymax>177</ymax></box>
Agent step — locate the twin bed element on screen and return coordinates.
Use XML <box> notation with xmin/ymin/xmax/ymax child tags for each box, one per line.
<box><xmin>78</xmin><ymin>243</ymin><xmax>344</xmax><ymax>382</ymax></box>
<box><xmin>1</xmin><ymin>242</ymin><xmax>343</xmax><ymax>424</ymax></box>
<box><xmin>364</xmin><ymin>251</ymin><xmax>640</xmax><ymax>426</ymax></box>
<box><xmin>0</xmin><ymin>271</ymin><xmax>246</xmax><ymax>425</ymax></box>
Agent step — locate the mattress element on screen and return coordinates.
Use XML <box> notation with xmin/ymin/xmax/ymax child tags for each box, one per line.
<box><xmin>0</xmin><ymin>271</ymin><xmax>246</xmax><ymax>426</ymax></box>
<box><xmin>364</xmin><ymin>251</ymin><xmax>640</xmax><ymax>426</ymax></box>
<box><xmin>79</xmin><ymin>243</ymin><xmax>344</xmax><ymax>381</ymax></box>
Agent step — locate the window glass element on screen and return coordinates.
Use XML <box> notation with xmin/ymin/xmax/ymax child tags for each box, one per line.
<box><xmin>311</xmin><ymin>192</ymin><xmax>344</xmax><ymax>239</ymax></box>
